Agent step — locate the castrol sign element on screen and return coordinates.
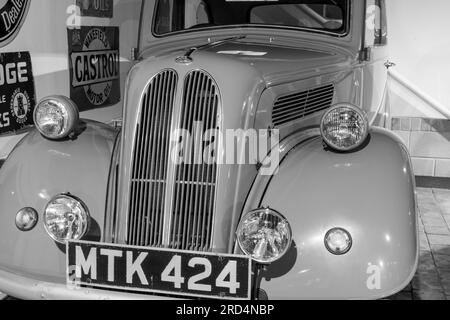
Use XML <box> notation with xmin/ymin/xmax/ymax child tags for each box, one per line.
<box><xmin>68</xmin><ymin>26</ymin><xmax>120</xmax><ymax>111</ymax></box>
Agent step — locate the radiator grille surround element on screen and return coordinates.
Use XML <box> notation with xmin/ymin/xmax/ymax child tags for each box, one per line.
<box><xmin>272</xmin><ymin>84</ymin><xmax>335</xmax><ymax>127</ymax></box>
<box><xmin>127</xmin><ymin>69</ymin><xmax>220</xmax><ymax>252</ymax></box>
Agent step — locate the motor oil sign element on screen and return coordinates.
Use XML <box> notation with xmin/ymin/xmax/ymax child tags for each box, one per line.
<box><xmin>0</xmin><ymin>51</ymin><xmax>36</xmax><ymax>135</ymax></box>
<box><xmin>68</xmin><ymin>26</ymin><xmax>120</xmax><ymax>111</ymax></box>
<box><xmin>0</xmin><ymin>0</ymin><xmax>30</xmax><ymax>47</ymax></box>
<box><xmin>76</xmin><ymin>0</ymin><xmax>113</xmax><ymax>18</ymax></box>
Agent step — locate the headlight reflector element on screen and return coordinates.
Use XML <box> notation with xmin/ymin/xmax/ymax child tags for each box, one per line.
<box><xmin>34</xmin><ymin>96</ymin><xmax>79</xmax><ymax>140</ymax></box>
<box><xmin>324</xmin><ymin>228</ymin><xmax>352</xmax><ymax>255</ymax></box>
<box><xmin>237</xmin><ymin>208</ymin><xmax>292</xmax><ymax>264</ymax></box>
<box><xmin>321</xmin><ymin>104</ymin><xmax>369</xmax><ymax>151</ymax></box>
<box><xmin>43</xmin><ymin>194</ymin><xmax>90</xmax><ymax>244</ymax></box>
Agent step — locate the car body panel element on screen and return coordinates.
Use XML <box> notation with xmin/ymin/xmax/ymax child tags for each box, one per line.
<box><xmin>0</xmin><ymin>121</ymin><xmax>117</xmax><ymax>281</ymax></box>
<box><xmin>241</xmin><ymin>127</ymin><xmax>418</xmax><ymax>299</ymax></box>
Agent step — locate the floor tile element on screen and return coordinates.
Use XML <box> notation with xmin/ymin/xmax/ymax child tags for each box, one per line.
<box><xmin>433</xmin><ymin>189</ymin><xmax>450</xmax><ymax>199</ymax></box>
<box><xmin>419</xmin><ymin>202</ymin><xmax>442</xmax><ymax>214</ymax></box>
<box><xmin>437</xmin><ymin>270</ymin><xmax>450</xmax><ymax>295</ymax></box>
<box><xmin>431</xmin><ymin>244</ymin><xmax>450</xmax><ymax>256</ymax></box>
<box><xmin>390</xmin><ymin>291</ymin><xmax>413</xmax><ymax>300</ymax></box>
<box><xmin>424</xmin><ymin>226</ymin><xmax>450</xmax><ymax>235</ymax></box>
<box><xmin>434</xmin><ymin>254</ymin><xmax>450</xmax><ymax>271</ymax></box>
<box><xmin>422</xmin><ymin>217</ymin><xmax>446</xmax><ymax>227</ymax></box>
<box><xmin>412</xmin><ymin>290</ymin><xmax>447</xmax><ymax>300</ymax></box>
<box><xmin>428</xmin><ymin>234</ymin><xmax>450</xmax><ymax>246</ymax></box>
<box><xmin>420</xmin><ymin>238</ymin><xmax>431</xmax><ymax>251</ymax></box>
<box><xmin>437</xmin><ymin>203</ymin><xmax>450</xmax><ymax>215</ymax></box>
<box><xmin>412</xmin><ymin>270</ymin><xmax>442</xmax><ymax>291</ymax></box>
<box><xmin>418</xmin><ymin>253</ymin><xmax>436</xmax><ymax>272</ymax></box>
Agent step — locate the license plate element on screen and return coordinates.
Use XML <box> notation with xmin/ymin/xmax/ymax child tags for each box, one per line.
<box><xmin>66</xmin><ymin>241</ymin><xmax>252</xmax><ymax>300</ymax></box>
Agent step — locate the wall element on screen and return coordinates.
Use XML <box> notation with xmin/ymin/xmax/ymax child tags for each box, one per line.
<box><xmin>387</xmin><ymin>0</ymin><xmax>450</xmax><ymax>118</ymax></box>
<box><xmin>0</xmin><ymin>0</ymin><xmax>141</xmax><ymax>159</ymax></box>
<box><xmin>386</xmin><ymin>0</ymin><xmax>450</xmax><ymax>177</ymax></box>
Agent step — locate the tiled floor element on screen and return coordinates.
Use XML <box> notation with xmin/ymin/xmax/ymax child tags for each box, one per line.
<box><xmin>390</xmin><ymin>188</ymin><xmax>450</xmax><ymax>300</ymax></box>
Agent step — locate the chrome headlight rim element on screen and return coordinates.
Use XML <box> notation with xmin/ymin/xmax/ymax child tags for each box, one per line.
<box><xmin>43</xmin><ymin>193</ymin><xmax>90</xmax><ymax>244</ymax></box>
<box><xmin>33</xmin><ymin>95</ymin><xmax>79</xmax><ymax>140</ymax></box>
<box><xmin>237</xmin><ymin>208</ymin><xmax>293</xmax><ymax>264</ymax></box>
<box><xmin>320</xmin><ymin>103</ymin><xmax>370</xmax><ymax>152</ymax></box>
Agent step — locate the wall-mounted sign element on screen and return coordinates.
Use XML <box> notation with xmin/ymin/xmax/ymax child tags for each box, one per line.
<box><xmin>76</xmin><ymin>0</ymin><xmax>113</xmax><ymax>18</ymax></box>
<box><xmin>0</xmin><ymin>0</ymin><xmax>31</xmax><ymax>47</ymax></box>
<box><xmin>0</xmin><ymin>51</ymin><xmax>36</xmax><ymax>135</ymax></box>
<box><xmin>68</xmin><ymin>26</ymin><xmax>120</xmax><ymax>111</ymax></box>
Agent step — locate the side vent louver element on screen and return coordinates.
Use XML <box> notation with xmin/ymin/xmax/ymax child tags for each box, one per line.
<box><xmin>272</xmin><ymin>84</ymin><xmax>335</xmax><ymax>127</ymax></box>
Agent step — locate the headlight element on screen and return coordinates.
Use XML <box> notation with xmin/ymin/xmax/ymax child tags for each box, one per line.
<box><xmin>237</xmin><ymin>208</ymin><xmax>292</xmax><ymax>264</ymax></box>
<box><xmin>324</xmin><ymin>228</ymin><xmax>353</xmax><ymax>255</ymax></box>
<box><xmin>320</xmin><ymin>104</ymin><xmax>369</xmax><ymax>152</ymax></box>
<box><xmin>34</xmin><ymin>96</ymin><xmax>79</xmax><ymax>140</ymax></box>
<box><xmin>43</xmin><ymin>194</ymin><xmax>90</xmax><ymax>244</ymax></box>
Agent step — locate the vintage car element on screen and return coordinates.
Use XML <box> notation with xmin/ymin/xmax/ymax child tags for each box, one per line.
<box><xmin>0</xmin><ymin>0</ymin><xmax>418</xmax><ymax>300</ymax></box>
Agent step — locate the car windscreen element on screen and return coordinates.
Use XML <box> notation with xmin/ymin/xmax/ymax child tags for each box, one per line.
<box><xmin>153</xmin><ymin>0</ymin><xmax>349</xmax><ymax>36</ymax></box>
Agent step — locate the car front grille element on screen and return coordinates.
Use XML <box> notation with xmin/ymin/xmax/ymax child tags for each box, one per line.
<box><xmin>272</xmin><ymin>84</ymin><xmax>335</xmax><ymax>127</ymax></box>
<box><xmin>127</xmin><ymin>69</ymin><xmax>220</xmax><ymax>252</ymax></box>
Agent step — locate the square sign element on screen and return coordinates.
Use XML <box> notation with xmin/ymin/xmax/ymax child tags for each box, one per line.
<box><xmin>0</xmin><ymin>51</ymin><xmax>36</xmax><ymax>135</ymax></box>
<box><xmin>67</xmin><ymin>26</ymin><xmax>120</xmax><ymax>111</ymax></box>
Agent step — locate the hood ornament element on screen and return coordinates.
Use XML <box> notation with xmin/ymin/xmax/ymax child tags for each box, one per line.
<box><xmin>175</xmin><ymin>56</ymin><xmax>194</xmax><ymax>65</ymax></box>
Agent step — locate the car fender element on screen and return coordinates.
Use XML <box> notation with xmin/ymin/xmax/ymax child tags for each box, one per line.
<box><xmin>242</xmin><ymin>127</ymin><xmax>418</xmax><ymax>300</ymax></box>
<box><xmin>0</xmin><ymin>120</ymin><xmax>118</xmax><ymax>282</ymax></box>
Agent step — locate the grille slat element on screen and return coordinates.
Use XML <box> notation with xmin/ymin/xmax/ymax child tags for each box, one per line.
<box><xmin>142</xmin><ymin>75</ymin><xmax>159</xmax><ymax>245</ymax></box>
<box><xmin>147</xmin><ymin>72</ymin><xmax>163</xmax><ymax>246</ymax></box>
<box><xmin>272</xmin><ymin>84</ymin><xmax>335</xmax><ymax>127</ymax></box>
<box><xmin>205</xmin><ymin>90</ymin><xmax>218</xmax><ymax>250</ymax></box>
<box><xmin>193</xmin><ymin>76</ymin><xmax>209</xmax><ymax>250</ymax></box>
<box><xmin>141</xmin><ymin>78</ymin><xmax>156</xmax><ymax>245</ymax></box>
<box><xmin>128</xmin><ymin>70</ymin><xmax>177</xmax><ymax>247</ymax></box>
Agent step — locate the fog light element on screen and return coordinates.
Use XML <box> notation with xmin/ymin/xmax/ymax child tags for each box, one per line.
<box><xmin>43</xmin><ymin>194</ymin><xmax>90</xmax><ymax>244</ymax></box>
<box><xmin>15</xmin><ymin>208</ymin><xmax>39</xmax><ymax>231</ymax></box>
<box><xmin>237</xmin><ymin>208</ymin><xmax>292</xmax><ymax>264</ymax></box>
<box><xmin>325</xmin><ymin>228</ymin><xmax>352</xmax><ymax>255</ymax></box>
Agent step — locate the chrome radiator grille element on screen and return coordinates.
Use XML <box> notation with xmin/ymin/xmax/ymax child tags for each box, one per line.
<box><xmin>272</xmin><ymin>84</ymin><xmax>335</xmax><ymax>127</ymax></box>
<box><xmin>127</xmin><ymin>69</ymin><xmax>220</xmax><ymax>252</ymax></box>
<box><xmin>128</xmin><ymin>70</ymin><xmax>177</xmax><ymax>246</ymax></box>
<box><xmin>170</xmin><ymin>71</ymin><xmax>220</xmax><ymax>251</ymax></box>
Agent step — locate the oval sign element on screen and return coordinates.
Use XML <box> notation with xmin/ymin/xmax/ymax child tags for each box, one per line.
<box><xmin>0</xmin><ymin>0</ymin><xmax>31</xmax><ymax>47</ymax></box>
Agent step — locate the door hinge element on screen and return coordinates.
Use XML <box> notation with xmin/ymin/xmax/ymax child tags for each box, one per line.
<box><xmin>131</xmin><ymin>47</ymin><xmax>138</xmax><ymax>61</ymax></box>
<box><xmin>359</xmin><ymin>47</ymin><xmax>372</xmax><ymax>62</ymax></box>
